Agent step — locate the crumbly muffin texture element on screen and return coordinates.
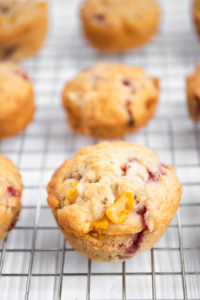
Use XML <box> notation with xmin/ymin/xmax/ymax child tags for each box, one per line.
<box><xmin>0</xmin><ymin>61</ymin><xmax>35</xmax><ymax>139</ymax></box>
<box><xmin>0</xmin><ymin>0</ymin><xmax>48</xmax><ymax>60</ymax></box>
<box><xmin>0</xmin><ymin>154</ymin><xmax>23</xmax><ymax>243</ymax></box>
<box><xmin>186</xmin><ymin>64</ymin><xmax>200</xmax><ymax>121</ymax></box>
<box><xmin>80</xmin><ymin>0</ymin><xmax>161</xmax><ymax>52</ymax></box>
<box><xmin>62</xmin><ymin>62</ymin><xmax>159</xmax><ymax>139</ymax></box>
<box><xmin>47</xmin><ymin>142</ymin><xmax>182</xmax><ymax>262</ymax></box>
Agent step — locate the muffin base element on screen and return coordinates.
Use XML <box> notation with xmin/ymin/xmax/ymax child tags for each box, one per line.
<box><xmin>186</xmin><ymin>94</ymin><xmax>200</xmax><ymax>121</ymax></box>
<box><xmin>81</xmin><ymin>19</ymin><xmax>161</xmax><ymax>53</ymax></box>
<box><xmin>64</xmin><ymin>94</ymin><xmax>158</xmax><ymax>139</ymax></box>
<box><xmin>57</xmin><ymin>221</ymin><xmax>168</xmax><ymax>262</ymax></box>
<box><xmin>0</xmin><ymin>95</ymin><xmax>35</xmax><ymax>139</ymax></box>
<box><xmin>0</xmin><ymin>209</ymin><xmax>21</xmax><ymax>243</ymax></box>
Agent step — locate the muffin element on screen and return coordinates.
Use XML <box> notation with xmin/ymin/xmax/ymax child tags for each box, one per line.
<box><xmin>80</xmin><ymin>0</ymin><xmax>161</xmax><ymax>52</ymax></box>
<box><xmin>47</xmin><ymin>141</ymin><xmax>182</xmax><ymax>262</ymax></box>
<box><xmin>0</xmin><ymin>61</ymin><xmax>35</xmax><ymax>139</ymax></box>
<box><xmin>0</xmin><ymin>0</ymin><xmax>48</xmax><ymax>60</ymax></box>
<box><xmin>186</xmin><ymin>64</ymin><xmax>200</xmax><ymax>121</ymax></box>
<box><xmin>62</xmin><ymin>62</ymin><xmax>159</xmax><ymax>139</ymax></box>
<box><xmin>193</xmin><ymin>0</ymin><xmax>200</xmax><ymax>36</ymax></box>
<box><xmin>0</xmin><ymin>154</ymin><xmax>23</xmax><ymax>243</ymax></box>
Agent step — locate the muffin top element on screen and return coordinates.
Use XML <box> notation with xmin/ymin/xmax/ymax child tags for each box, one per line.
<box><xmin>81</xmin><ymin>0</ymin><xmax>160</xmax><ymax>28</ymax></box>
<box><xmin>0</xmin><ymin>0</ymin><xmax>47</xmax><ymax>37</ymax></box>
<box><xmin>0</xmin><ymin>62</ymin><xmax>33</xmax><ymax>120</ymax></box>
<box><xmin>47</xmin><ymin>142</ymin><xmax>182</xmax><ymax>236</ymax></box>
<box><xmin>0</xmin><ymin>154</ymin><xmax>23</xmax><ymax>218</ymax></box>
<box><xmin>63</xmin><ymin>62</ymin><xmax>159</xmax><ymax>128</ymax></box>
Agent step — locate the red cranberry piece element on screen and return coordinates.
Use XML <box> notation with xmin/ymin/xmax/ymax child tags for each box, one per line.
<box><xmin>121</xmin><ymin>158</ymin><xmax>137</xmax><ymax>175</ymax></box>
<box><xmin>141</xmin><ymin>214</ymin><xmax>148</xmax><ymax>230</ymax></box>
<box><xmin>126</xmin><ymin>231</ymin><xmax>144</xmax><ymax>254</ymax></box>
<box><xmin>136</xmin><ymin>206</ymin><xmax>147</xmax><ymax>215</ymax></box>
<box><xmin>7</xmin><ymin>186</ymin><xmax>19</xmax><ymax>197</ymax></box>
<box><xmin>147</xmin><ymin>164</ymin><xmax>167</xmax><ymax>183</ymax></box>
<box><xmin>121</xmin><ymin>205</ymin><xmax>149</xmax><ymax>254</ymax></box>
<box><xmin>2</xmin><ymin>46</ymin><xmax>16</xmax><ymax>59</ymax></box>
<box><xmin>0</xmin><ymin>4</ymin><xmax>10</xmax><ymax>13</ymax></box>
<box><xmin>147</xmin><ymin>169</ymin><xmax>159</xmax><ymax>183</ymax></box>
<box><xmin>126</xmin><ymin>100</ymin><xmax>135</xmax><ymax>127</ymax></box>
<box><xmin>14</xmin><ymin>69</ymin><xmax>29</xmax><ymax>81</ymax></box>
<box><xmin>136</xmin><ymin>205</ymin><xmax>149</xmax><ymax>230</ymax></box>
<box><xmin>128</xmin><ymin>119</ymin><xmax>135</xmax><ymax>126</ymax></box>
<box><xmin>122</xmin><ymin>79</ymin><xmax>137</xmax><ymax>94</ymax></box>
<box><xmin>122</xmin><ymin>79</ymin><xmax>132</xmax><ymax>86</ymax></box>
<box><xmin>121</xmin><ymin>165</ymin><xmax>128</xmax><ymax>174</ymax></box>
<box><xmin>194</xmin><ymin>96</ymin><xmax>200</xmax><ymax>115</ymax></box>
<box><xmin>93</xmin><ymin>13</ymin><xmax>105</xmax><ymax>22</ymax></box>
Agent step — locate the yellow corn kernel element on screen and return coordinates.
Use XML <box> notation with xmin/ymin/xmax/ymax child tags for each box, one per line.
<box><xmin>93</xmin><ymin>218</ymin><xmax>109</xmax><ymax>230</ymax></box>
<box><xmin>106</xmin><ymin>191</ymin><xmax>134</xmax><ymax>224</ymax></box>
<box><xmin>65</xmin><ymin>181</ymin><xmax>78</xmax><ymax>205</ymax></box>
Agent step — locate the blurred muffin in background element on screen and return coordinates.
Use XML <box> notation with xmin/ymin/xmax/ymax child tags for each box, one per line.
<box><xmin>193</xmin><ymin>0</ymin><xmax>200</xmax><ymax>36</ymax></box>
<box><xmin>62</xmin><ymin>61</ymin><xmax>160</xmax><ymax>139</ymax></box>
<box><xmin>186</xmin><ymin>63</ymin><xmax>200</xmax><ymax>121</ymax></box>
<box><xmin>0</xmin><ymin>0</ymin><xmax>48</xmax><ymax>60</ymax></box>
<box><xmin>80</xmin><ymin>0</ymin><xmax>161</xmax><ymax>53</ymax></box>
<box><xmin>0</xmin><ymin>62</ymin><xmax>35</xmax><ymax>139</ymax></box>
<box><xmin>0</xmin><ymin>153</ymin><xmax>23</xmax><ymax>243</ymax></box>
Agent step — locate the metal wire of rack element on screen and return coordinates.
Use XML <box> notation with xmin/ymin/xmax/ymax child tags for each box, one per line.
<box><xmin>0</xmin><ymin>0</ymin><xmax>200</xmax><ymax>299</ymax></box>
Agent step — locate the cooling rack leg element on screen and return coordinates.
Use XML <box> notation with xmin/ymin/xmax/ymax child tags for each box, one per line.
<box><xmin>168</xmin><ymin>121</ymin><xmax>188</xmax><ymax>300</ymax></box>
<box><xmin>151</xmin><ymin>249</ymin><xmax>156</xmax><ymax>300</ymax></box>
<box><xmin>86</xmin><ymin>259</ymin><xmax>91</xmax><ymax>300</ymax></box>
<box><xmin>122</xmin><ymin>261</ymin><xmax>126</xmax><ymax>300</ymax></box>
<box><xmin>56</xmin><ymin>238</ymin><xmax>66</xmax><ymax>300</ymax></box>
<box><xmin>24</xmin><ymin>105</ymin><xmax>50</xmax><ymax>300</ymax></box>
<box><xmin>0</xmin><ymin>239</ymin><xmax>7</xmax><ymax>274</ymax></box>
<box><xmin>177</xmin><ymin>211</ymin><xmax>188</xmax><ymax>300</ymax></box>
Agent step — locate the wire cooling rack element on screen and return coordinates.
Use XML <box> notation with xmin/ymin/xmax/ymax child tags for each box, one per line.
<box><xmin>0</xmin><ymin>0</ymin><xmax>200</xmax><ymax>299</ymax></box>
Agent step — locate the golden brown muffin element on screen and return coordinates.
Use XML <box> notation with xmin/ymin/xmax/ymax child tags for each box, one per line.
<box><xmin>62</xmin><ymin>62</ymin><xmax>160</xmax><ymax>139</ymax></box>
<box><xmin>186</xmin><ymin>64</ymin><xmax>200</xmax><ymax>121</ymax></box>
<box><xmin>0</xmin><ymin>154</ymin><xmax>23</xmax><ymax>243</ymax></box>
<box><xmin>47</xmin><ymin>141</ymin><xmax>182</xmax><ymax>262</ymax></box>
<box><xmin>0</xmin><ymin>0</ymin><xmax>48</xmax><ymax>61</ymax></box>
<box><xmin>193</xmin><ymin>0</ymin><xmax>200</xmax><ymax>36</ymax></box>
<box><xmin>0</xmin><ymin>61</ymin><xmax>35</xmax><ymax>139</ymax></box>
<box><xmin>80</xmin><ymin>0</ymin><xmax>161</xmax><ymax>53</ymax></box>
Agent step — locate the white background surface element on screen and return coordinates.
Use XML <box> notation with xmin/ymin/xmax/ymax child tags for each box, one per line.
<box><xmin>0</xmin><ymin>0</ymin><xmax>200</xmax><ymax>299</ymax></box>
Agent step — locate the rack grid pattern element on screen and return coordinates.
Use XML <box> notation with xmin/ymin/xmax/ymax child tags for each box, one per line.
<box><xmin>0</xmin><ymin>0</ymin><xmax>200</xmax><ymax>299</ymax></box>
